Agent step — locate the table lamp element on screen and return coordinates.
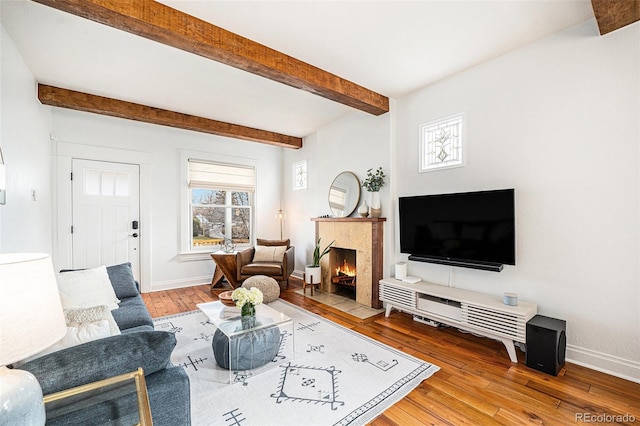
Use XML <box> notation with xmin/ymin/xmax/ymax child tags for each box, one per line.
<box><xmin>0</xmin><ymin>253</ymin><xmax>67</xmax><ymax>426</ymax></box>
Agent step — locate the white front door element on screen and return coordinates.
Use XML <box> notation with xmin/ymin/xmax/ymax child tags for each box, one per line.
<box><xmin>72</xmin><ymin>159</ymin><xmax>140</xmax><ymax>279</ymax></box>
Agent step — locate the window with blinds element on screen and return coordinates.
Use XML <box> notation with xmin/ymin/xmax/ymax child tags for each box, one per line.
<box><xmin>188</xmin><ymin>160</ymin><xmax>254</xmax><ymax>249</ymax></box>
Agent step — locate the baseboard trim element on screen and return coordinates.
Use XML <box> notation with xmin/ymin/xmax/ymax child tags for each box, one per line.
<box><xmin>566</xmin><ymin>344</ymin><xmax>640</xmax><ymax>384</ymax></box>
<box><xmin>150</xmin><ymin>276</ymin><xmax>210</xmax><ymax>292</ymax></box>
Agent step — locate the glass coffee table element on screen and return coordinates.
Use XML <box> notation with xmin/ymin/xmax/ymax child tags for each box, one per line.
<box><xmin>196</xmin><ymin>301</ymin><xmax>294</xmax><ymax>383</ymax></box>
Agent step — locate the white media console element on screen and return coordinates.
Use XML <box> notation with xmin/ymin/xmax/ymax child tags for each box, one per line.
<box><xmin>379</xmin><ymin>278</ymin><xmax>537</xmax><ymax>363</ymax></box>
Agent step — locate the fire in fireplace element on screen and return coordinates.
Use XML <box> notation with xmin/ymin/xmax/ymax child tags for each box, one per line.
<box><xmin>330</xmin><ymin>248</ymin><xmax>356</xmax><ymax>296</ymax></box>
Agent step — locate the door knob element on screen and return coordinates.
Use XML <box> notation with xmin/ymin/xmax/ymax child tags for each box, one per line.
<box><xmin>129</xmin><ymin>233</ymin><xmax>138</xmax><ymax>238</ymax></box>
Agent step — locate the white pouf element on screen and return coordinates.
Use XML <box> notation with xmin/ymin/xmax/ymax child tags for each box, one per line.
<box><xmin>241</xmin><ymin>275</ymin><xmax>280</xmax><ymax>303</ymax></box>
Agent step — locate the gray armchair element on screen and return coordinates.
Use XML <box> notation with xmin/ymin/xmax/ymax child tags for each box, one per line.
<box><xmin>236</xmin><ymin>238</ymin><xmax>295</xmax><ymax>289</ymax></box>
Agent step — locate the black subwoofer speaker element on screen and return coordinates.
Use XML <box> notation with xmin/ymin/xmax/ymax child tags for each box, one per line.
<box><xmin>526</xmin><ymin>315</ymin><xmax>566</xmax><ymax>376</ymax></box>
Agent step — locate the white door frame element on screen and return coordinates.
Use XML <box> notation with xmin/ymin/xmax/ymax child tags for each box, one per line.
<box><xmin>53</xmin><ymin>141</ymin><xmax>152</xmax><ymax>293</ymax></box>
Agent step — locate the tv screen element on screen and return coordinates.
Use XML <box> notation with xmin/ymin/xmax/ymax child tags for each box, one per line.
<box><xmin>399</xmin><ymin>189</ymin><xmax>515</xmax><ymax>269</ymax></box>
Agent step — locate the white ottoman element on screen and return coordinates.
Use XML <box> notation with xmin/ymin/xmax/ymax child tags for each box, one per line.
<box><xmin>242</xmin><ymin>275</ymin><xmax>280</xmax><ymax>303</ymax></box>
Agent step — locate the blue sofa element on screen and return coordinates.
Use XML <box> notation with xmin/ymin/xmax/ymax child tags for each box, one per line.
<box><xmin>16</xmin><ymin>263</ymin><xmax>191</xmax><ymax>425</ymax></box>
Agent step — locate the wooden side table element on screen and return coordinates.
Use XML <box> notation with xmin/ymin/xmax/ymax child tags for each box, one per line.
<box><xmin>210</xmin><ymin>263</ymin><xmax>225</xmax><ymax>289</ymax></box>
<box><xmin>210</xmin><ymin>252</ymin><xmax>241</xmax><ymax>291</ymax></box>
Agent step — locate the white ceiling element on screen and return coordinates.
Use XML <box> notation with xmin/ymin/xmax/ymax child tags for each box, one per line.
<box><xmin>1</xmin><ymin>0</ymin><xmax>595</xmax><ymax>139</ymax></box>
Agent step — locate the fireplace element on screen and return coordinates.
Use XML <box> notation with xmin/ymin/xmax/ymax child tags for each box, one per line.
<box><xmin>312</xmin><ymin>217</ymin><xmax>385</xmax><ymax>308</ymax></box>
<box><xmin>329</xmin><ymin>247</ymin><xmax>357</xmax><ymax>299</ymax></box>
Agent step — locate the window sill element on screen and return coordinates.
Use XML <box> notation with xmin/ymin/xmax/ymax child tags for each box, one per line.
<box><xmin>177</xmin><ymin>244</ymin><xmax>252</xmax><ymax>262</ymax></box>
<box><xmin>176</xmin><ymin>252</ymin><xmax>213</xmax><ymax>262</ymax></box>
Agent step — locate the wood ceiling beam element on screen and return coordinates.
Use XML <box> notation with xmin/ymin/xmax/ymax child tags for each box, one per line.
<box><xmin>38</xmin><ymin>84</ymin><xmax>303</xmax><ymax>149</ymax></box>
<box><xmin>32</xmin><ymin>0</ymin><xmax>389</xmax><ymax>116</ymax></box>
<box><xmin>591</xmin><ymin>0</ymin><xmax>640</xmax><ymax>35</ymax></box>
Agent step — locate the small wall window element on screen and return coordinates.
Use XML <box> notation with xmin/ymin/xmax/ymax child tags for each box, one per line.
<box><xmin>293</xmin><ymin>159</ymin><xmax>307</xmax><ymax>190</ymax></box>
<box><xmin>188</xmin><ymin>160</ymin><xmax>254</xmax><ymax>251</ymax></box>
<box><xmin>419</xmin><ymin>113</ymin><xmax>465</xmax><ymax>172</ymax></box>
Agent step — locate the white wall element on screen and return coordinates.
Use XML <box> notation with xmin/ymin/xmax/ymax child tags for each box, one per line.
<box><xmin>395</xmin><ymin>20</ymin><xmax>640</xmax><ymax>381</ymax></box>
<box><xmin>49</xmin><ymin>108</ymin><xmax>284</xmax><ymax>291</ymax></box>
<box><xmin>282</xmin><ymin>111</ymin><xmax>392</xmax><ymax>275</ymax></box>
<box><xmin>0</xmin><ymin>25</ymin><xmax>52</xmax><ymax>253</ymax></box>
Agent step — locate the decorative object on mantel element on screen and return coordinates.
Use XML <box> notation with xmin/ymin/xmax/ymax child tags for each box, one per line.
<box><xmin>362</xmin><ymin>167</ymin><xmax>386</xmax><ymax>218</ymax></box>
<box><xmin>358</xmin><ymin>200</ymin><xmax>369</xmax><ymax>217</ymax></box>
<box><xmin>304</xmin><ymin>238</ymin><xmax>333</xmax><ymax>288</ymax></box>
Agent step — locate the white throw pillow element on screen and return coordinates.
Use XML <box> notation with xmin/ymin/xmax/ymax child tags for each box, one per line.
<box><xmin>64</xmin><ymin>305</ymin><xmax>121</xmax><ymax>336</ymax></box>
<box><xmin>15</xmin><ymin>320</ymin><xmax>111</xmax><ymax>365</ymax></box>
<box><xmin>57</xmin><ymin>265</ymin><xmax>120</xmax><ymax>310</ymax></box>
<box><xmin>57</xmin><ymin>320</ymin><xmax>112</xmax><ymax>350</ymax></box>
<box><xmin>253</xmin><ymin>245</ymin><xmax>287</xmax><ymax>263</ymax></box>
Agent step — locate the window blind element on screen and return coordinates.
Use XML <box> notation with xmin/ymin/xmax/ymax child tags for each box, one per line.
<box><xmin>188</xmin><ymin>160</ymin><xmax>255</xmax><ymax>192</ymax></box>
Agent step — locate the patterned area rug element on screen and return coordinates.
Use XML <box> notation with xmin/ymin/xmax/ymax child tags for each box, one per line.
<box><xmin>154</xmin><ymin>300</ymin><xmax>439</xmax><ymax>426</ymax></box>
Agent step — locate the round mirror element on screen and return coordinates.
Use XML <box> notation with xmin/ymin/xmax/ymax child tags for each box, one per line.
<box><xmin>329</xmin><ymin>172</ymin><xmax>361</xmax><ymax>217</ymax></box>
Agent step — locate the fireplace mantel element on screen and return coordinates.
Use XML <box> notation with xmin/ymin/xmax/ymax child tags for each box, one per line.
<box><xmin>312</xmin><ymin>217</ymin><xmax>387</xmax><ymax>223</ymax></box>
<box><xmin>312</xmin><ymin>217</ymin><xmax>386</xmax><ymax>308</ymax></box>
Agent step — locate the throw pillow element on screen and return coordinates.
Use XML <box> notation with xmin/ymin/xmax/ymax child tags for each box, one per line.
<box><xmin>253</xmin><ymin>245</ymin><xmax>287</xmax><ymax>263</ymax></box>
<box><xmin>57</xmin><ymin>265</ymin><xmax>120</xmax><ymax>311</ymax></box>
<box><xmin>15</xmin><ymin>320</ymin><xmax>112</xmax><ymax>366</ymax></box>
<box><xmin>17</xmin><ymin>331</ymin><xmax>177</xmax><ymax>395</ymax></box>
<box><xmin>256</xmin><ymin>238</ymin><xmax>290</xmax><ymax>247</ymax></box>
<box><xmin>47</xmin><ymin>320</ymin><xmax>112</xmax><ymax>355</ymax></box>
<box><xmin>64</xmin><ymin>305</ymin><xmax>121</xmax><ymax>336</ymax></box>
<box><xmin>106</xmin><ymin>262</ymin><xmax>139</xmax><ymax>299</ymax></box>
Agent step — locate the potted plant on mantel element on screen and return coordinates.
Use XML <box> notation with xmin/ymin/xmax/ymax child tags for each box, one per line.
<box><xmin>305</xmin><ymin>238</ymin><xmax>334</xmax><ymax>286</ymax></box>
<box><xmin>362</xmin><ymin>167</ymin><xmax>386</xmax><ymax>218</ymax></box>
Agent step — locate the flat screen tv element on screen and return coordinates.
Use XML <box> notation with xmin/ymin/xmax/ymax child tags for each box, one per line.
<box><xmin>399</xmin><ymin>189</ymin><xmax>515</xmax><ymax>272</ymax></box>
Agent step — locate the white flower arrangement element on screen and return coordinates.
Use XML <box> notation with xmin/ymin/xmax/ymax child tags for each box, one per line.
<box><xmin>231</xmin><ymin>287</ymin><xmax>264</xmax><ymax>309</ymax></box>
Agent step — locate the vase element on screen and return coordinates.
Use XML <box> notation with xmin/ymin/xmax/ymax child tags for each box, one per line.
<box><xmin>241</xmin><ymin>303</ymin><xmax>255</xmax><ymax>317</ymax></box>
<box><xmin>240</xmin><ymin>303</ymin><xmax>256</xmax><ymax>329</ymax></box>
<box><xmin>369</xmin><ymin>191</ymin><xmax>381</xmax><ymax>218</ymax></box>
<box><xmin>358</xmin><ymin>201</ymin><xmax>369</xmax><ymax>217</ymax></box>
<box><xmin>241</xmin><ymin>315</ymin><xmax>256</xmax><ymax>329</ymax></box>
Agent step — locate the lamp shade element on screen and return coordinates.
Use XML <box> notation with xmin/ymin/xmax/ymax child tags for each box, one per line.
<box><xmin>0</xmin><ymin>146</ymin><xmax>5</xmax><ymax>191</ymax></box>
<box><xmin>0</xmin><ymin>163</ymin><xmax>6</xmax><ymax>191</ymax></box>
<box><xmin>0</xmin><ymin>253</ymin><xmax>66</xmax><ymax>366</ymax></box>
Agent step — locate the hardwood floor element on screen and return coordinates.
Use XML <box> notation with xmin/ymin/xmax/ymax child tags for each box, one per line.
<box><xmin>142</xmin><ymin>279</ymin><xmax>640</xmax><ymax>425</ymax></box>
